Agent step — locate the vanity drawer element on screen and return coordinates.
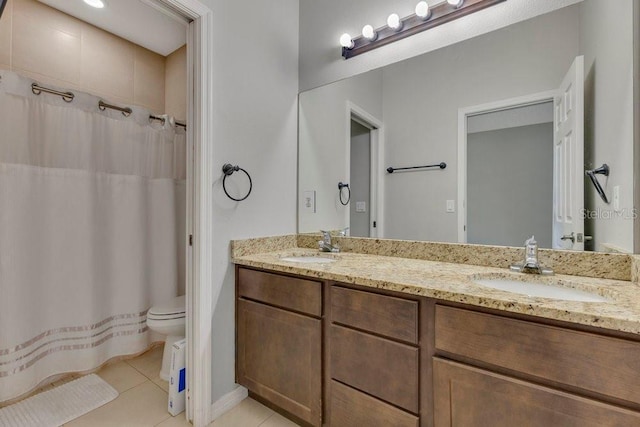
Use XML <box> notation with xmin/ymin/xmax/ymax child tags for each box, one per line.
<box><xmin>237</xmin><ymin>268</ymin><xmax>322</xmax><ymax>317</ymax></box>
<box><xmin>330</xmin><ymin>325</ymin><xmax>419</xmax><ymax>413</ymax></box>
<box><xmin>435</xmin><ymin>305</ymin><xmax>640</xmax><ymax>404</ymax></box>
<box><xmin>331</xmin><ymin>286</ymin><xmax>418</xmax><ymax>344</ymax></box>
<box><xmin>329</xmin><ymin>380</ymin><xmax>419</xmax><ymax>427</ymax></box>
<box><xmin>433</xmin><ymin>358</ymin><xmax>640</xmax><ymax>427</ymax></box>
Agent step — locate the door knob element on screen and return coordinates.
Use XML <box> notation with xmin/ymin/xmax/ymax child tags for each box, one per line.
<box><xmin>560</xmin><ymin>232</ymin><xmax>575</xmax><ymax>243</ymax></box>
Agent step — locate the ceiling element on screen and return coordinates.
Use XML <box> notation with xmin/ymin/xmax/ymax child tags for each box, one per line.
<box><xmin>38</xmin><ymin>0</ymin><xmax>187</xmax><ymax>56</ymax></box>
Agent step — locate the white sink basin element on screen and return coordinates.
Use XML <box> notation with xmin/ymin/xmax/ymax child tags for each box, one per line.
<box><xmin>280</xmin><ymin>256</ymin><xmax>336</xmax><ymax>264</ymax></box>
<box><xmin>472</xmin><ymin>278</ymin><xmax>609</xmax><ymax>302</ymax></box>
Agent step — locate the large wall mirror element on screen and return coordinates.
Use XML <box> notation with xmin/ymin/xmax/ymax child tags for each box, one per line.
<box><xmin>298</xmin><ymin>0</ymin><xmax>637</xmax><ymax>253</ymax></box>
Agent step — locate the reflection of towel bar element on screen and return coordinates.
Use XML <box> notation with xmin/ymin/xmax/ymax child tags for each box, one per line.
<box><xmin>387</xmin><ymin>162</ymin><xmax>446</xmax><ymax>174</ymax></box>
<box><xmin>585</xmin><ymin>164</ymin><xmax>609</xmax><ymax>204</ymax></box>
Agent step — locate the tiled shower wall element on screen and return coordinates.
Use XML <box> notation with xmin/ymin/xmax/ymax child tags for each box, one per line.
<box><xmin>0</xmin><ymin>0</ymin><xmax>186</xmax><ymax>114</ymax></box>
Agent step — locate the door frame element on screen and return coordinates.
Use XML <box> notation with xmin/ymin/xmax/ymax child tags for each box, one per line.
<box><xmin>156</xmin><ymin>0</ymin><xmax>213</xmax><ymax>425</ymax></box>
<box><xmin>345</xmin><ymin>101</ymin><xmax>385</xmax><ymax>238</ymax></box>
<box><xmin>457</xmin><ymin>90</ymin><xmax>557</xmax><ymax>243</ymax></box>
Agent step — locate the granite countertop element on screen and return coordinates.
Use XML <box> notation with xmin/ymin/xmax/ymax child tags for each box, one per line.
<box><xmin>233</xmin><ymin>248</ymin><xmax>640</xmax><ymax>335</ymax></box>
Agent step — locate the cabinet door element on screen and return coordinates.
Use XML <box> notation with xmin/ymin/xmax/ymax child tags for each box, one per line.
<box><xmin>433</xmin><ymin>358</ymin><xmax>640</xmax><ymax>427</ymax></box>
<box><xmin>237</xmin><ymin>299</ymin><xmax>322</xmax><ymax>426</ymax></box>
<box><xmin>329</xmin><ymin>380</ymin><xmax>419</xmax><ymax>427</ymax></box>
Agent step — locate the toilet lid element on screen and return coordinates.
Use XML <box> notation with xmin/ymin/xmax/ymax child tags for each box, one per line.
<box><xmin>148</xmin><ymin>295</ymin><xmax>186</xmax><ymax>317</ymax></box>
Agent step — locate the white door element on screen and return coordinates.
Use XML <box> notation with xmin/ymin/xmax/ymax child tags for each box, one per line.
<box><xmin>553</xmin><ymin>56</ymin><xmax>584</xmax><ymax>250</ymax></box>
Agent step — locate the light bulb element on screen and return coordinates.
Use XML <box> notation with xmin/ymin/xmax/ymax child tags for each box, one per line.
<box><xmin>83</xmin><ymin>0</ymin><xmax>105</xmax><ymax>8</ymax></box>
<box><xmin>340</xmin><ymin>33</ymin><xmax>354</xmax><ymax>49</ymax></box>
<box><xmin>447</xmin><ymin>0</ymin><xmax>464</xmax><ymax>7</ymax></box>
<box><xmin>415</xmin><ymin>1</ymin><xmax>430</xmax><ymax>20</ymax></box>
<box><xmin>387</xmin><ymin>13</ymin><xmax>402</xmax><ymax>31</ymax></box>
<box><xmin>362</xmin><ymin>25</ymin><xmax>377</xmax><ymax>41</ymax></box>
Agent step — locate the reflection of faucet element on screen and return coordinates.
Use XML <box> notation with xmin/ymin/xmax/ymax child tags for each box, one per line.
<box><xmin>510</xmin><ymin>236</ymin><xmax>553</xmax><ymax>275</ymax></box>
<box><xmin>339</xmin><ymin>227</ymin><xmax>349</xmax><ymax>237</ymax></box>
<box><xmin>319</xmin><ymin>230</ymin><xmax>340</xmax><ymax>253</ymax></box>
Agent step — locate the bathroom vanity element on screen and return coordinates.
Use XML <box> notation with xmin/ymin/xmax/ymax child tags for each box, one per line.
<box><xmin>233</xmin><ymin>240</ymin><xmax>640</xmax><ymax>426</ymax></box>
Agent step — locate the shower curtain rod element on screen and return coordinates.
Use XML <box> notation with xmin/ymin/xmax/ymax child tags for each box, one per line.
<box><xmin>30</xmin><ymin>82</ymin><xmax>187</xmax><ymax>130</ymax></box>
<box><xmin>150</xmin><ymin>114</ymin><xmax>187</xmax><ymax>130</ymax></box>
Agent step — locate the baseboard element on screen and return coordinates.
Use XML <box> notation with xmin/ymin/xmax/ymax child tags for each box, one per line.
<box><xmin>209</xmin><ymin>386</ymin><xmax>248</xmax><ymax>422</ymax></box>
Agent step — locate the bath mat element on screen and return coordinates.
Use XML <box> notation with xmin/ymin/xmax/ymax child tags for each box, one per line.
<box><xmin>0</xmin><ymin>374</ymin><xmax>118</xmax><ymax>427</ymax></box>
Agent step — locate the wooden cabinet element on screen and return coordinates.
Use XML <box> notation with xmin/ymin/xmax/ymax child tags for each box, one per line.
<box><xmin>331</xmin><ymin>286</ymin><xmax>419</xmax><ymax>344</ymax></box>
<box><xmin>435</xmin><ymin>305</ymin><xmax>640</xmax><ymax>406</ymax></box>
<box><xmin>433</xmin><ymin>358</ymin><xmax>640</xmax><ymax>427</ymax></box>
<box><xmin>328</xmin><ymin>285</ymin><xmax>422</xmax><ymax>424</ymax></box>
<box><xmin>329</xmin><ymin>380</ymin><xmax>419</xmax><ymax>427</ymax></box>
<box><xmin>236</xmin><ymin>266</ymin><xmax>640</xmax><ymax>426</ymax></box>
<box><xmin>236</xmin><ymin>268</ymin><xmax>322</xmax><ymax>426</ymax></box>
<box><xmin>434</xmin><ymin>305</ymin><xmax>640</xmax><ymax>426</ymax></box>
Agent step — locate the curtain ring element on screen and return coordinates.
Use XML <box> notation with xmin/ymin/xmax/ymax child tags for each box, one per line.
<box><xmin>222</xmin><ymin>164</ymin><xmax>252</xmax><ymax>201</ymax></box>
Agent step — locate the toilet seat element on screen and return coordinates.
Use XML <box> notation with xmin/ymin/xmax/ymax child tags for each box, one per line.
<box><xmin>147</xmin><ymin>295</ymin><xmax>186</xmax><ymax>320</ymax></box>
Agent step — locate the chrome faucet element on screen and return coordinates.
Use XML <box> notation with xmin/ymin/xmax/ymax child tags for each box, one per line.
<box><xmin>319</xmin><ymin>230</ymin><xmax>340</xmax><ymax>253</ymax></box>
<box><xmin>510</xmin><ymin>236</ymin><xmax>553</xmax><ymax>275</ymax></box>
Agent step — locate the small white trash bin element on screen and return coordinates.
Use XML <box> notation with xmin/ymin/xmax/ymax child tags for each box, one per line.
<box><xmin>168</xmin><ymin>338</ymin><xmax>186</xmax><ymax>416</ymax></box>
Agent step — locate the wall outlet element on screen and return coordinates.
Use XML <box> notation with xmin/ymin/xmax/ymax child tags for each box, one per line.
<box><xmin>446</xmin><ymin>200</ymin><xmax>455</xmax><ymax>213</ymax></box>
<box><xmin>356</xmin><ymin>201</ymin><xmax>367</xmax><ymax>213</ymax></box>
<box><xmin>303</xmin><ymin>190</ymin><xmax>316</xmax><ymax>213</ymax></box>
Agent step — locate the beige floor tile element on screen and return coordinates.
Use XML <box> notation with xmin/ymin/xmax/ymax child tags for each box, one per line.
<box><xmin>126</xmin><ymin>345</ymin><xmax>164</xmax><ymax>380</ymax></box>
<box><xmin>65</xmin><ymin>381</ymin><xmax>171</xmax><ymax>427</ymax></box>
<box><xmin>152</xmin><ymin>376</ymin><xmax>170</xmax><ymax>394</ymax></box>
<box><xmin>211</xmin><ymin>398</ymin><xmax>274</xmax><ymax>427</ymax></box>
<box><xmin>155</xmin><ymin>414</ymin><xmax>191</xmax><ymax>426</ymax></box>
<box><xmin>97</xmin><ymin>361</ymin><xmax>148</xmax><ymax>393</ymax></box>
<box><xmin>259</xmin><ymin>412</ymin><xmax>300</xmax><ymax>427</ymax></box>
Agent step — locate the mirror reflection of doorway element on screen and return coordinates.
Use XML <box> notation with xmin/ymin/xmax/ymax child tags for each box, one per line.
<box><xmin>350</xmin><ymin>119</ymin><xmax>372</xmax><ymax>237</ymax></box>
<box><xmin>466</xmin><ymin>102</ymin><xmax>554</xmax><ymax>248</ymax></box>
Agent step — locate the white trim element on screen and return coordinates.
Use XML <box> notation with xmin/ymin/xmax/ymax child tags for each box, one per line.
<box><xmin>345</xmin><ymin>101</ymin><xmax>385</xmax><ymax>238</ymax></box>
<box><xmin>457</xmin><ymin>90</ymin><xmax>557</xmax><ymax>243</ymax></box>
<box><xmin>156</xmin><ymin>1</ymin><xmax>213</xmax><ymax>426</ymax></box>
<box><xmin>209</xmin><ymin>386</ymin><xmax>249</xmax><ymax>420</ymax></box>
<box><xmin>139</xmin><ymin>0</ymin><xmax>190</xmax><ymax>25</ymax></box>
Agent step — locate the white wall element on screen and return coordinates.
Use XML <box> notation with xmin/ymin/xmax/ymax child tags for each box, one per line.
<box><xmin>298</xmin><ymin>69</ymin><xmax>382</xmax><ymax>233</ymax></box>
<box><xmin>580</xmin><ymin>0</ymin><xmax>635</xmax><ymax>252</ymax></box>
<box><xmin>467</xmin><ymin>123</ymin><xmax>554</xmax><ymax>248</ymax></box>
<box><xmin>382</xmin><ymin>5</ymin><xmax>580</xmax><ymax>242</ymax></box>
<box><xmin>197</xmin><ymin>0</ymin><xmax>299</xmax><ymax>404</ymax></box>
<box><xmin>298</xmin><ymin>0</ymin><xmax>582</xmax><ymax>91</ymax></box>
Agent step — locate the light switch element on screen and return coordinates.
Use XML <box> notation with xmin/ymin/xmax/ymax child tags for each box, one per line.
<box><xmin>446</xmin><ymin>200</ymin><xmax>455</xmax><ymax>213</ymax></box>
<box><xmin>356</xmin><ymin>201</ymin><xmax>367</xmax><ymax>213</ymax></box>
<box><xmin>613</xmin><ymin>186</ymin><xmax>620</xmax><ymax>212</ymax></box>
<box><xmin>303</xmin><ymin>190</ymin><xmax>316</xmax><ymax>213</ymax></box>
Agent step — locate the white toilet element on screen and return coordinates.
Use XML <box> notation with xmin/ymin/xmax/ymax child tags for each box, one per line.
<box><xmin>146</xmin><ymin>295</ymin><xmax>186</xmax><ymax>381</ymax></box>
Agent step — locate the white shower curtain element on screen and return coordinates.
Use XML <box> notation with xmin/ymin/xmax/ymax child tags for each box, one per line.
<box><xmin>0</xmin><ymin>70</ymin><xmax>186</xmax><ymax>402</ymax></box>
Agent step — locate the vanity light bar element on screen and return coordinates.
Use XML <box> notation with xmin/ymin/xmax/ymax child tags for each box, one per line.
<box><xmin>341</xmin><ymin>0</ymin><xmax>506</xmax><ymax>59</ymax></box>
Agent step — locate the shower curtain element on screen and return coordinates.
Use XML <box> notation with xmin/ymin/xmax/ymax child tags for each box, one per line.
<box><xmin>0</xmin><ymin>70</ymin><xmax>186</xmax><ymax>402</ymax></box>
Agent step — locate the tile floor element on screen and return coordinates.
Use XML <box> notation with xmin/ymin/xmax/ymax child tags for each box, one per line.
<box><xmin>8</xmin><ymin>345</ymin><xmax>299</xmax><ymax>426</ymax></box>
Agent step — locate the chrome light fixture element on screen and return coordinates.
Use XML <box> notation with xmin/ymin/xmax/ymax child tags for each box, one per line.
<box><xmin>362</xmin><ymin>24</ymin><xmax>378</xmax><ymax>41</ymax></box>
<box><xmin>340</xmin><ymin>0</ymin><xmax>506</xmax><ymax>59</ymax></box>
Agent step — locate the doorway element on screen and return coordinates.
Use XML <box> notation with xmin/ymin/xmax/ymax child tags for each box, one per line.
<box><xmin>458</xmin><ymin>56</ymin><xmax>585</xmax><ymax>251</ymax></box>
<box><xmin>350</xmin><ymin>120</ymin><xmax>372</xmax><ymax>237</ymax></box>
<box><xmin>346</xmin><ymin>102</ymin><xmax>384</xmax><ymax>238</ymax></box>
<box><xmin>466</xmin><ymin>102</ymin><xmax>554</xmax><ymax>247</ymax></box>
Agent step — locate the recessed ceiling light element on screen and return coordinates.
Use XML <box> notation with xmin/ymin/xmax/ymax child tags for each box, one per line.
<box><xmin>83</xmin><ymin>0</ymin><xmax>105</xmax><ymax>8</ymax></box>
